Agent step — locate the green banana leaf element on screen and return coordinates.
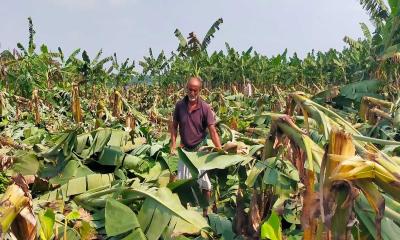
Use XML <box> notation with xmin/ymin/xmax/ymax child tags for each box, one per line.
<box><xmin>177</xmin><ymin>148</ymin><xmax>252</xmax><ymax>178</ymax></box>
<box><xmin>355</xmin><ymin>194</ymin><xmax>400</xmax><ymax>240</ymax></box>
<box><xmin>334</xmin><ymin>80</ymin><xmax>383</xmax><ymax>108</ymax></box>
<box><xmin>7</xmin><ymin>151</ymin><xmax>39</xmax><ymax>176</ymax></box>
<box><xmin>38</xmin><ymin>173</ymin><xmax>114</xmax><ymax>201</ymax></box>
<box><xmin>49</xmin><ymin>160</ymin><xmax>93</xmax><ymax>185</ymax></box>
<box><xmin>105</xmin><ymin>198</ymin><xmax>146</xmax><ymax>239</ymax></box>
<box><xmin>133</xmin><ymin>184</ymin><xmax>209</xmax><ymax>235</ymax></box>
<box><xmin>207</xmin><ymin>213</ymin><xmax>242</xmax><ymax>239</ymax></box>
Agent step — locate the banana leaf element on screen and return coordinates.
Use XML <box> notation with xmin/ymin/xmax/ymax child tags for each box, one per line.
<box><xmin>105</xmin><ymin>198</ymin><xmax>146</xmax><ymax>239</ymax></box>
<box><xmin>334</xmin><ymin>80</ymin><xmax>383</xmax><ymax>108</ymax></box>
<box><xmin>177</xmin><ymin>148</ymin><xmax>252</xmax><ymax>178</ymax></box>
<box><xmin>7</xmin><ymin>151</ymin><xmax>39</xmax><ymax>176</ymax></box>
<box><xmin>38</xmin><ymin>173</ymin><xmax>114</xmax><ymax>201</ymax></box>
<box><xmin>355</xmin><ymin>193</ymin><xmax>400</xmax><ymax>240</ymax></box>
<box><xmin>42</xmin><ymin>129</ymin><xmax>79</xmax><ymax>160</ymax></box>
<box><xmin>133</xmin><ymin>185</ymin><xmax>209</xmax><ymax>235</ymax></box>
<box><xmin>98</xmin><ymin>146</ymin><xmax>149</xmax><ymax>173</ymax></box>
<box><xmin>207</xmin><ymin>213</ymin><xmax>241</xmax><ymax>239</ymax></box>
<box><xmin>49</xmin><ymin>160</ymin><xmax>93</xmax><ymax>185</ymax></box>
<box><xmin>78</xmin><ymin>128</ymin><xmax>112</xmax><ymax>159</ymax></box>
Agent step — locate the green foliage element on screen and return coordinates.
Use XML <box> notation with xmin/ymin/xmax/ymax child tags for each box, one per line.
<box><xmin>105</xmin><ymin>198</ymin><xmax>145</xmax><ymax>238</ymax></box>
<box><xmin>359</xmin><ymin>0</ymin><xmax>389</xmax><ymax>24</ymax></box>
<box><xmin>0</xmin><ymin>172</ymin><xmax>10</xmax><ymax>194</ymax></box>
<box><xmin>333</xmin><ymin>79</ymin><xmax>383</xmax><ymax>108</ymax></box>
<box><xmin>38</xmin><ymin>209</ymin><xmax>55</xmax><ymax>240</ymax></box>
<box><xmin>261</xmin><ymin>211</ymin><xmax>282</xmax><ymax>240</ymax></box>
<box><xmin>207</xmin><ymin>213</ymin><xmax>239</xmax><ymax>239</ymax></box>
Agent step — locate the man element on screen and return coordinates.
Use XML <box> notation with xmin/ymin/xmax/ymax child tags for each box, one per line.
<box><xmin>170</xmin><ymin>76</ymin><xmax>222</xmax><ymax>216</ymax></box>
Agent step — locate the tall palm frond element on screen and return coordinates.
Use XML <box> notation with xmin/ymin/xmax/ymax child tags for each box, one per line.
<box><xmin>16</xmin><ymin>43</ymin><xmax>28</xmax><ymax>56</ymax></box>
<box><xmin>343</xmin><ymin>36</ymin><xmax>362</xmax><ymax>49</ymax></box>
<box><xmin>174</xmin><ymin>29</ymin><xmax>188</xmax><ymax>54</ymax></box>
<box><xmin>28</xmin><ymin>17</ymin><xmax>36</xmax><ymax>55</ymax></box>
<box><xmin>92</xmin><ymin>49</ymin><xmax>103</xmax><ymax>65</ymax></box>
<box><xmin>187</xmin><ymin>32</ymin><xmax>201</xmax><ymax>54</ymax></box>
<box><xmin>360</xmin><ymin>22</ymin><xmax>373</xmax><ymax>42</ymax></box>
<box><xmin>58</xmin><ymin>47</ymin><xmax>64</xmax><ymax>62</ymax></box>
<box><xmin>359</xmin><ymin>0</ymin><xmax>389</xmax><ymax>24</ymax></box>
<box><xmin>201</xmin><ymin>18</ymin><xmax>223</xmax><ymax>51</ymax></box>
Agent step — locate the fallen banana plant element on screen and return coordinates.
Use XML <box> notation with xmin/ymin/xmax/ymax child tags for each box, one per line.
<box><xmin>258</xmin><ymin>98</ymin><xmax>400</xmax><ymax>240</ymax></box>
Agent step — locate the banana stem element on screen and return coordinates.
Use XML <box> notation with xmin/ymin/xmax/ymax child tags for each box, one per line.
<box><xmin>0</xmin><ymin>184</ymin><xmax>29</xmax><ymax>233</ymax></box>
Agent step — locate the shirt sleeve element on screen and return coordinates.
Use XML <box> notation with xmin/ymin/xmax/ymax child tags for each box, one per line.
<box><xmin>206</xmin><ymin>104</ymin><xmax>216</xmax><ymax>126</ymax></box>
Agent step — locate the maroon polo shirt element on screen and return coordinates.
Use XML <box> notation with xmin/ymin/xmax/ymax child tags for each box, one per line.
<box><xmin>173</xmin><ymin>96</ymin><xmax>216</xmax><ymax>149</ymax></box>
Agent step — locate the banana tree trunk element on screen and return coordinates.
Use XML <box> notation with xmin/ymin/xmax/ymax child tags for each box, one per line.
<box><xmin>0</xmin><ymin>184</ymin><xmax>30</xmax><ymax>234</ymax></box>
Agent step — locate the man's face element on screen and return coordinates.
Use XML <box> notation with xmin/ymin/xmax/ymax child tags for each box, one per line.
<box><xmin>186</xmin><ymin>80</ymin><xmax>201</xmax><ymax>102</ymax></box>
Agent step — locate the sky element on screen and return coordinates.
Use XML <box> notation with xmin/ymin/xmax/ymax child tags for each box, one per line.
<box><xmin>1</xmin><ymin>0</ymin><xmax>372</xmax><ymax>66</ymax></box>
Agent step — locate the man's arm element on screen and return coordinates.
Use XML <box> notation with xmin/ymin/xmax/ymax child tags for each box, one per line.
<box><xmin>205</xmin><ymin>104</ymin><xmax>221</xmax><ymax>150</ymax></box>
<box><xmin>170</xmin><ymin>120</ymin><xmax>178</xmax><ymax>154</ymax></box>
<box><xmin>208</xmin><ymin>124</ymin><xmax>222</xmax><ymax>150</ymax></box>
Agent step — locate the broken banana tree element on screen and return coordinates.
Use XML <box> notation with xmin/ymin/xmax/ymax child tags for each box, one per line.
<box><xmin>242</xmin><ymin>113</ymin><xmax>324</xmax><ymax>239</ymax></box>
<box><xmin>359</xmin><ymin>96</ymin><xmax>394</xmax><ymax>125</ymax></box>
<box><xmin>31</xmin><ymin>89</ymin><xmax>41</xmax><ymax>125</ymax></box>
<box><xmin>267</xmin><ymin>114</ymin><xmax>323</xmax><ymax>240</ymax></box>
<box><xmin>288</xmin><ymin>92</ymin><xmax>400</xmax><ymax>239</ymax></box>
<box><xmin>319</xmin><ymin>130</ymin><xmax>359</xmax><ymax>239</ymax></box>
<box><xmin>112</xmin><ymin>90</ymin><xmax>123</xmax><ymax>118</ymax></box>
<box><xmin>0</xmin><ymin>175</ymin><xmax>36</xmax><ymax>240</ymax></box>
<box><xmin>71</xmin><ymin>82</ymin><xmax>82</xmax><ymax>123</ymax></box>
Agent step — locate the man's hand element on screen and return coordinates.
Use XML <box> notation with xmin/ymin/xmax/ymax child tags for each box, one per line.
<box><xmin>170</xmin><ymin>147</ymin><xmax>177</xmax><ymax>156</ymax></box>
<box><xmin>212</xmin><ymin>146</ymin><xmax>226</xmax><ymax>154</ymax></box>
<box><xmin>170</xmin><ymin>118</ymin><xmax>178</xmax><ymax>156</ymax></box>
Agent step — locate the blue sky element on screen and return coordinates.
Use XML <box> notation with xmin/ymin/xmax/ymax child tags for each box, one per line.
<box><xmin>1</xmin><ymin>0</ymin><xmax>372</xmax><ymax>65</ymax></box>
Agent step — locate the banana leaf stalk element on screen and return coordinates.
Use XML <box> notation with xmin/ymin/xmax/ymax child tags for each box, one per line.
<box><xmin>0</xmin><ymin>92</ymin><xmax>9</xmax><ymax>117</ymax></box>
<box><xmin>71</xmin><ymin>82</ymin><xmax>82</xmax><ymax>123</ymax></box>
<box><xmin>120</xmin><ymin>93</ymin><xmax>149</xmax><ymax>124</ymax></box>
<box><xmin>272</xmin><ymin>115</ymin><xmax>324</xmax><ymax>170</ymax></box>
<box><xmin>289</xmin><ymin>93</ymin><xmax>357</xmax><ymax>136</ymax></box>
<box><xmin>383</xmin><ymin>194</ymin><xmax>400</xmax><ymax>224</ymax></box>
<box><xmin>73</xmin><ymin>185</ymin><xmax>137</xmax><ymax>209</ymax></box>
<box><xmin>359</xmin><ymin>96</ymin><xmax>393</xmax><ymax>123</ymax></box>
<box><xmin>31</xmin><ymin>89</ymin><xmax>40</xmax><ymax>125</ymax></box>
<box><xmin>320</xmin><ymin>130</ymin><xmax>357</xmax><ymax>239</ymax></box>
<box><xmin>0</xmin><ymin>175</ymin><xmax>36</xmax><ymax>239</ymax></box>
<box><xmin>0</xmin><ymin>184</ymin><xmax>29</xmax><ymax>233</ymax></box>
